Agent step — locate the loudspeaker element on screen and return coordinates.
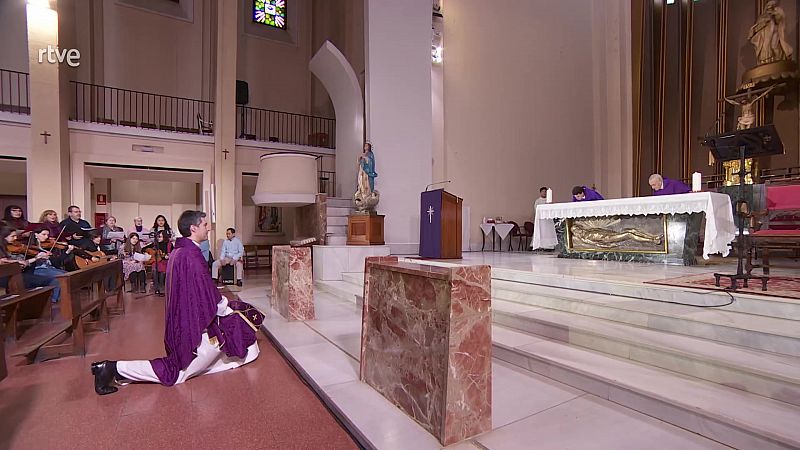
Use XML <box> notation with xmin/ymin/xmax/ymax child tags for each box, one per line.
<box><xmin>236</xmin><ymin>80</ymin><xmax>249</xmax><ymax>105</ymax></box>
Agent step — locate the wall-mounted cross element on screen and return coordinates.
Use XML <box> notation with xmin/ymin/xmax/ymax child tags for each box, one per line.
<box><xmin>40</xmin><ymin>130</ymin><xmax>51</xmax><ymax>144</ymax></box>
<box><xmin>222</xmin><ymin>149</ymin><xmax>230</xmax><ymax>160</ymax></box>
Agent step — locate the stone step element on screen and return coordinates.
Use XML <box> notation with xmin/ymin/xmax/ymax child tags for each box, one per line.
<box><xmin>341</xmin><ymin>272</ymin><xmax>363</xmax><ymax>287</ymax></box>
<box><xmin>328</xmin><ymin>216</ymin><xmax>348</xmax><ymax>226</ymax></box>
<box><xmin>315</xmin><ymin>280</ymin><xmax>362</xmax><ymax>304</ymax></box>
<box><xmin>326</xmin><ymin>235</ymin><xmax>347</xmax><ymax>246</ymax></box>
<box><xmin>493</xmin><ymin>280</ymin><xmax>800</xmax><ymax>357</ymax></box>
<box><xmin>492</xmin><ymin>325</ymin><xmax>800</xmax><ymax>450</ymax></box>
<box><xmin>327</xmin><ymin>224</ymin><xmax>347</xmax><ymax>235</ymax></box>
<box><xmin>492</xmin><ymin>299</ymin><xmax>800</xmax><ymax>407</ymax></box>
<box><xmin>492</xmin><ymin>267</ymin><xmax>800</xmax><ymax>320</ymax></box>
<box><xmin>327</xmin><ymin>207</ymin><xmax>352</xmax><ymax>217</ymax></box>
<box><xmin>326</xmin><ymin>197</ymin><xmax>352</xmax><ymax>208</ymax></box>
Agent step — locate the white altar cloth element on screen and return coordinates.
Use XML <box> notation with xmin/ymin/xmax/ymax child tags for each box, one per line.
<box><xmin>531</xmin><ymin>192</ymin><xmax>736</xmax><ymax>259</ymax></box>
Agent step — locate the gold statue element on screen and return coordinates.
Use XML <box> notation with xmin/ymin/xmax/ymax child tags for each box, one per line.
<box><xmin>749</xmin><ymin>1</ymin><xmax>793</xmax><ymax>65</ymax></box>
<box><xmin>571</xmin><ymin>222</ymin><xmax>663</xmax><ymax>249</ymax></box>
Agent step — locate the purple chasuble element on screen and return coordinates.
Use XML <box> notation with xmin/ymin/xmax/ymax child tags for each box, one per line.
<box><xmin>653</xmin><ymin>177</ymin><xmax>690</xmax><ymax>196</ymax></box>
<box><xmin>573</xmin><ymin>186</ymin><xmax>604</xmax><ymax>202</ymax></box>
<box><xmin>149</xmin><ymin>237</ymin><xmax>256</xmax><ymax>386</ymax></box>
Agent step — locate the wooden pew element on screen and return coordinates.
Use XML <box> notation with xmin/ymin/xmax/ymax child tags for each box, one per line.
<box><xmin>0</xmin><ymin>263</ymin><xmax>66</xmax><ymax>365</ymax></box>
<box><xmin>55</xmin><ymin>259</ymin><xmax>124</xmax><ymax>357</ymax></box>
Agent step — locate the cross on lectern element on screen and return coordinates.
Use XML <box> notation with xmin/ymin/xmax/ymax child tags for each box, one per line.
<box><xmin>427</xmin><ymin>206</ymin><xmax>434</xmax><ymax>223</ymax></box>
<box><xmin>222</xmin><ymin>149</ymin><xmax>230</xmax><ymax>160</ymax></box>
<box><xmin>40</xmin><ymin>130</ymin><xmax>51</xmax><ymax>144</ymax></box>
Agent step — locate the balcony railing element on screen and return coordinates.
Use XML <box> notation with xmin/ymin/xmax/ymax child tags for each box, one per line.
<box><xmin>237</xmin><ymin>106</ymin><xmax>335</xmax><ymax>149</ymax></box>
<box><xmin>0</xmin><ymin>69</ymin><xmax>30</xmax><ymax>114</ymax></box>
<box><xmin>71</xmin><ymin>81</ymin><xmax>214</xmax><ymax>134</ymax></box>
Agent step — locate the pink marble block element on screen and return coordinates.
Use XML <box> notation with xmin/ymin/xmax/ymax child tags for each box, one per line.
<box><xmin>359</xmin><ymin>260</ymin><xmax>492</xmax><ymax>446</ymax></box>
<box><xmin>271</xmin><ymin>246</ymin><xmax>314</xmax><ymax>321</ymax></box>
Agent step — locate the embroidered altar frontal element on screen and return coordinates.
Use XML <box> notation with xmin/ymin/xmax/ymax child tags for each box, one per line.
<box><xmin>359</xmin><ymin>259</ymin><xmax>492</xmax><ymax>445</ymax></box>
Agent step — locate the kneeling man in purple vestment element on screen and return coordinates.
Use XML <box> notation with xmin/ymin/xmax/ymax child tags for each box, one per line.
<box><xmin>91</xmin><ymin>210</ymin><xmax>260</xmax><ymax>395</ymax></box>
<box><xmin>649</xmin><ymin>173</ymin><xmax>690</xmax><ymax>196</ymax></box>
<box><xmin>572</xmin><ymin>185</ymin><xmax>604</xmax><ymax>202</ymax></box>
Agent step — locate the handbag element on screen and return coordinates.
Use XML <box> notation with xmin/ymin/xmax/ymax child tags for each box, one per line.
<box><xmin>228</xmin><ymin>299</ymin><xmax>265</xmax><ymax>332</ymax></box>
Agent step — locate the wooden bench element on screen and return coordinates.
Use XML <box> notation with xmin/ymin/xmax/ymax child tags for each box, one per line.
<box><xmin>746</xmin><ymin>182</ymin><xmax>800</xmax><ymax>276</ymax></box>
<box><xmin>55</xmin><ymin>259</ymin><xmax>124</xmax><ymax>357</ymax></box>
<box><xmin>0</xmin><ymin>263</ymin><xmax>68</xmax><ymax>364</ymax></box>
<box><xmin>243</xmin><ymin>244</ymin><xmax>272</xmax><ymax>269</ymax></box>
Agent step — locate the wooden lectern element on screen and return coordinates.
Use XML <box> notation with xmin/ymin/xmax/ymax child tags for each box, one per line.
<box><xmin>420</xmin><ymin>189</ymin><xmax>462</xmax><ymax>259</ymax></box>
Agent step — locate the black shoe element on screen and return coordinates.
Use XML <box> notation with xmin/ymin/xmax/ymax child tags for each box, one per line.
<box><xmin>236</xmin><ymin>280</ymin><xmax>243</xmax><ymax>287</ymax></box>
<box><xmin>91</xmin><ymin>360</ymin><xmax>119</xmax><ymax>395</ymax></box>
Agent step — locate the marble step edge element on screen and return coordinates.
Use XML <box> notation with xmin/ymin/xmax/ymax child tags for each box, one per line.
<box><xmin>492</xmin><ymin>267</ymin><xmax>800</xmax><ymax>316</ymax></box>
<box><xmin>492</xmin><ymin>285</ymin><xmax>800</xmax><ymax>341</ymax></box>
<box><xmin>315</xmin><ymin>280</ymin><xmax>362</xmax><ymax>303</ymax></box>
<box><xmin>493</xmin><ymin>308</ymin><xmax>800</xmax><ymax>406</ymax></box>
<box><xmin>492</xmin><ymin>326</ymin><xmax>800</xmax><ymax>450</ymax></box>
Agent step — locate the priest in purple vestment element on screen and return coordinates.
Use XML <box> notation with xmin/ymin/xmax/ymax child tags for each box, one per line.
<box><xmin>649</xmin><ymin>174</ymin><xmax>690</xmax><ymax>196</ymax></box>
<box><xmin>572</xmin><ymin>185</ymin><xmax>604</xmax><ymax>202</ymax></box>
<box><xmin>91</xmin><ymin>210</ymin><xmax>259</xmax><ymax>395</ymax></box>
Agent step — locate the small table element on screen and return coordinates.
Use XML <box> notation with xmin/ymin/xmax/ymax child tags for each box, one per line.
<box><xmin>480</xmin><ymin>223</ymin><xmax>515</xmax><ymax>251</ymax></box>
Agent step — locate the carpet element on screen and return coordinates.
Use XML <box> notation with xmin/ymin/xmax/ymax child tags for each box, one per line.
<box><xmin>647</xmin><ymin>273</ymin><xmax>800</xmax><ymax>300</ymax></box>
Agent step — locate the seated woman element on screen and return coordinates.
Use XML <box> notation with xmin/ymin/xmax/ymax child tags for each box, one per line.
<box><xmin>3</xmin><ymin>205</ymin><xmax>30</xmax><ymax>238</ymax></box>
<box><xmin>152</xmin><ymin>230</ymin><xmax>173</xmax><ymax>296</ymax></box>
<box><xmin>119</xmin><ymin>232</ymin><xmax>147</xmax><ymax>294</ymax></box>
<box><xmin>0</xmin><ymin>224</ymin><xmax>60</xmax><ymax>301</ymax></box>
<box><xmin>38</xmin><ymin>209</ymin><xmax>64</xmax><ymax>238</ymax></box>
<box><xmin>28</xmin><ymin>227</ymin><xmax>80</xmax><ymax>302</ymax></box>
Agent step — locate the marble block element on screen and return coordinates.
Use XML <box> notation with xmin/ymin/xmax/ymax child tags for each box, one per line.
<box><xmin>360</xmin><ymin>259</ymin><xmax>492</xmax><ymax>445</ymax></box>
<box><xmin>271</xmin><ymin>246</ymin><xmax>314</xmax><ymax>321</ymax></box>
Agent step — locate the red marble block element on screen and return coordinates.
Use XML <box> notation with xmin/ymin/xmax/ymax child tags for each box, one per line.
<box><xmin>271</xmin><ymin>246</ymin><xmax>314</xmax><ymax>321</ymax></box>
<box><xmin>359</xmin><ymin>260</ymin><xmax>491</xmax><ymax>445</ymax></box>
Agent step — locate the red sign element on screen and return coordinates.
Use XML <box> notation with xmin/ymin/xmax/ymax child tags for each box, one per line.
<box><xmin>96</xmin><ymin>194</ymin><xmax>107</xmax><ymax>205</ymax></box>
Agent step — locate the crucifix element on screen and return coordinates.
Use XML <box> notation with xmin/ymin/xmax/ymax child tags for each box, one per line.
<box><xmin>222</xmin><ymin>149</ymin><xmax>230</xmax><ymax>160</ymax></box>
<box><xmin>427</xmin><ymin>206</ymin><xmax>434</xmax><ymax>224</ymax></box>
<box><xmin>40</xmin><ymin>130</ymin><xmax>51</xmax><ymax>144</ymax></box>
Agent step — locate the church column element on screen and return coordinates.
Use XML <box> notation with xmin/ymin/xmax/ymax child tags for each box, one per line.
<box><xmin>26</xmin><ymin>0</ymin><xmax>72</xmax><ymax>215</ymax></box>
<box><xmin>212</xmin><ymin>1</ymin><xmax>238</xmax><ymax>244</ymax></box>
<box><xmin>365</xmin><ymin>0</ymin><xmax>433</xmax><ymax>254</ymax></box>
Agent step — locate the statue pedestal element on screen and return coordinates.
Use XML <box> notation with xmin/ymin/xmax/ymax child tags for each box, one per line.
<box><xmin>347</xmin><ymin>214</ymin><xmax>384</xmax><ymax>245</ymax></box>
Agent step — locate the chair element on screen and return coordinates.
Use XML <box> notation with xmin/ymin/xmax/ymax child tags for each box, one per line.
<box><xmin>745</xmin><ymin>182</ymin><xmax>800</xmax><ymax>276</ymax></box>
<box><xmin>197</xmin><ymin>113</ymin><xmax>214</xmax><ymax>135</ymax></box>
<box><xmin>508</xmin><ymin>221</ymin><xmax>524</xmax><ymax>251</ymax></box>
<box><xmin>521</xmin><ymin>221</ymin><xmax>534</xmax><ymax>250</ymax></box>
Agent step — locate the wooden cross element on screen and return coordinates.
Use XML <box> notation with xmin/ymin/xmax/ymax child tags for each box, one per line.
<box><xmin>40</xmin><ymin>130</ymin><xmax>51</xmax><ymax>144</ymax></box>
<box><xmin>222</xmin><ymin>149</ymin><xmax>229</xmax><ymax>160</ymax></box>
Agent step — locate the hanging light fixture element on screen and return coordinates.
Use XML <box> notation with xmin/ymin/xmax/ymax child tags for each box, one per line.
<box><xmin>251</xmin><ymin>153</ymin><xmax>318</xmax><ymax>206</ymax></box>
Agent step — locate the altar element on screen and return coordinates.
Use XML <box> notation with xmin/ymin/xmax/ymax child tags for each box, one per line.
<box><xmin>531</xmin><ymin>192</ymin><xmax>736</xmax><ymax>265</ymax></box>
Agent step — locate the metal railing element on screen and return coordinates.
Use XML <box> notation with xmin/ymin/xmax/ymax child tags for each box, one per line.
<box><xmin>0</xmin><ymin>69</ymin><xmax>30</xmax><ymax>114</ymax></box>
<box><xmin>237</xmin><ymin>106</ymin><xmax>335</xmax><ymax>149</ymax></box>
<box><xmin>318</xmin><ymin>170</ymin><xmax>336</xmax><ymax>197</ymax></box>
<box><xmin>71</xmin><ymin>81</ymin><xmax>214</xmax><ymax>134</ymax></box>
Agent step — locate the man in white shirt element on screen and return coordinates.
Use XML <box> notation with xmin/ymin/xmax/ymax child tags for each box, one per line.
<box><xmin>212</xmin><ymin>227</ymin><xmax>244</xmax><ymax>286</ymax></box>
<box><xmin>533</xmin><ymin>186</ymin><xmax>548</xmax><ymax>217</ymax></box>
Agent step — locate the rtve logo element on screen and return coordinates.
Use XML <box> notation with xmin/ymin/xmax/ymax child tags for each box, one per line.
<box><xmin>37</xmin><ymin>45</ymin><xmax>80</xmax><ymax>67</ymax></box>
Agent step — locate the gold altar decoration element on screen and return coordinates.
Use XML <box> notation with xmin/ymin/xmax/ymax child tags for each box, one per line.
<box><xmin>722</xmin><ymin>158</ymin><xmax>757</xmax><ymax>186</ymax></box>
<box><xmin>566</xmin><ymin>217</ymin><xmax>667</xmax><ymax>254</ymax></box>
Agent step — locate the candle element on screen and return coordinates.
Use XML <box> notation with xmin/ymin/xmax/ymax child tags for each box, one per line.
<box><xmin>546</xmin><ymin>188</ymin><xmax>553</xmax><ymax>203</ymax></box>
<box><xmin>692</xmin><ymin>172</ymin><xmax>702</xmax><ymax>192</ymax></box>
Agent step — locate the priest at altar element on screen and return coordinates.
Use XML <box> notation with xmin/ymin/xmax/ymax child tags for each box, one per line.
<box><xmin>649</xmin><ymin>174</ymin><xmax>690</xmax><ymax>196</ymax></box>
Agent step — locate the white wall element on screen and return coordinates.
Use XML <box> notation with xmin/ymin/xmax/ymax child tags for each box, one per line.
<box><xmin>106</xmin><ymin>178</ymin><xmax>201</xmax><ymax>234</ymax></box>
<box><xmin>365</xmin><ymin>0</ymin><xmax>433</xmax><ymax>254</ymax></box>
<box><xmin>0</xmin><ymin>0</ymin><xmax>29</xmax><ymax>73</ymax></box>
<box><xmin>443</xmin><ymin>0</ymin><xmax>610</xmax><ymax>249</ymax></box>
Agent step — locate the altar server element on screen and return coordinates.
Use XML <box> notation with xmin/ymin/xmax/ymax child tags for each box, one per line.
<box><xmin>572</xmin><ymin>185</ymin><xmax>604</xmax><ymax>202</ymax></box>
<box><xmin>649</xmin><ymin>174</ymin><xmax>690</xmax><ymax>196</ymax></box>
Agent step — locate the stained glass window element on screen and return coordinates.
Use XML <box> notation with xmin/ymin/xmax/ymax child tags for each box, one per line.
<box><xmin>253</xmin><ymin>0</ymin><xmax>287</xmax><ymax>29</ymax></box>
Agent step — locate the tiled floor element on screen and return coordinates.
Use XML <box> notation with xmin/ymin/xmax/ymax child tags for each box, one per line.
<box><xmin>0</xmin><ymin>285</ymin><xmax>357</xmax><ymax>450</ymax></box>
